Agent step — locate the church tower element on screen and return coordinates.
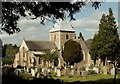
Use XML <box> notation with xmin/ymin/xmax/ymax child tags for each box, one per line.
<box><xmin>49</xmin><ymin>19</ymin><xmax>76</xmax><ymax>50</ymax></box>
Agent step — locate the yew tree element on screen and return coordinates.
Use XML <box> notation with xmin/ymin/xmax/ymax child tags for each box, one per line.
<box><xmin>62</xmin><ymin>39</ymin><xmax>83</xmax><ymax>65</ymax></box>
<box><xmin>90</xmin><ymin>8</ymin><xmax>120</xmax><ymax>83</ymax></box>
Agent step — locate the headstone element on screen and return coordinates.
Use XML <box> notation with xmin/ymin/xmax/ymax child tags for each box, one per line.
<box><xmin>54</xmin><ymin>67</ymin><xmax>57</xmax><ymax>73</ymax></box>
<box><xmin>48</xmin><ymin>68</ymin><xmax>51</xmax><ymax>73</ymax></box>
<box><xmin>57</xmin><ymin>68</ymin><xmax>61</xmax><ymax>77</ymax></box>
<box><xmin>71</xmin><ymin>65</ymin><xmax>74</xmax><ymax>69</ymax></box>
<box><xmin>48</xmin><ymin>61</ymin><xmax>51</xmax><ymax>67</ymax></box>
<box><xmin>41</xmin><ymin>60</ymin><xmax>44</xmax><ymax>67</ymax></box>
<box><xmin>43</xmin><ymin>68</ymin><xmax>47</xmax><ymax>76</ymax></box>
<box><xmin>77</xmin><ymin>68</ymin><xmax>81</xmax><ymax>76</ymax></box>
<box><xmin>81</xmin><ymin>71</ymin><xmax>87</xmax><ymax>77</ymax></box>
<box><xmin>46</xmin><ymin>61</ymin><xmax>49</xmax><ymax>67</ymax></box>
<box><xmin>93</xmin><ymin>67</ymin><xmax>99</xmax><ymax>74</ymax></box>
<box><xmin>64</xmin><ymin>68</ymin><xmax>69</xmax><ymax>77</ymax></box>
<box><xmin>26</xmin><ymin>67</ymin><xmax>29</xmax><ymax>72</ymax></box>
<box><xmin>71</xmin><ymin>68</ymin><xmax>75</xmax><ymax>76</ymax></box>
<box><xmin>42</xmin><ymin>68</ymin><xmax>44</xmax><ymax>73</ymax></box>
<box><xmin>15</xmin><ymin>69</ymin><xmax>20</xmax><ymax>75</ymax></box>
<box><xmin>111</xmin><ymin>68</ymin><xmax>115</xmax><ymax>75</ymax></box>
<box><xmin>37</xmin><ymin>68</ymin><xmax>42</xmax><ymax>73</ymax></box>
<box><xmin>31</xmin><ymin>68</ymin><xmax>35</xmax><ymax>76</ymax></box>
<box><xmin>36</xmin><ymin>73</ymin><xmax>40</xmax><ymax>78</ymax></box>
<box><xmin>58</xmin><ymin>58</ymin><xmax>61</xmax><ymax>67</ymax></box>
<box><xmin>85</xmin><ymin>66</ymin><xmax>89</xmax><ymax>71</ymax></box>
<box><xmin>108</xmin><ymin>64</ymin><xmax>114</xmax><ymax>74</ymax></box>
<box><xmin>35</xmin><ymin>67</ymin><xmax>38</xmax><ymax>73</ymax></box>
<box><xmin>51</xmin><ymin>60</ymin><xmax>54</xmax><ymax>68</ymax></box>
<box><xmin>103</xmin><ymin>66</ymin><xmax>107</xmax><ymax>75</ymax></box>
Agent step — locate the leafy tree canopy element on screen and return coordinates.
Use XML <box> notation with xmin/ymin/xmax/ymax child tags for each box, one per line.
<box><xmin>1</xmin><ymin>1</ymin><xmax>101</xmax><ymax>34</ymax></box>
<box><xmin>62</xmin><ymin>39</ymin><xmax>83</xmax><ymax>65</ymax></box>
<box><xmin>42</xmin><ymin>50</ymin><xmax>58</xmax><ymax>61</ymax></box>
<box><xmin>2</xmin><ymin>44</ymin><xmax>19</xmax><ymax>57</ymax></box>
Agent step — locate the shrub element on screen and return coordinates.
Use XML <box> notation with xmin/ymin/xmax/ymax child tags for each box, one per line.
<box><xmin>87</xmin><ymin>70</ymin><xmax>96</xmax><ymax>75</ymax></box>
<box><xmin>19</xmin><ymin>71</ymin><xmax>32</xmax><ymax>80</ymax></box>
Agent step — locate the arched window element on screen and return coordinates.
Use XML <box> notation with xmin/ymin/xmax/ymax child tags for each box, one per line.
<box><xmin>66</xmin><ymin>34</ymin><xmax>69</xmax><ymax>39</ymax></box>
<box><xmin>33</xmin><ymin>58</ymin><xmax>36</xmax><ymax>66</ymax></box>
<box><xmin>39</xmin><ymin>57</ymin><xmax>41</xmax><ymax>64</ymax></box>
<box><xmin>23</xmin><ymin>47</ymin><xmax>25</xmax><ymax>57</ymax></box>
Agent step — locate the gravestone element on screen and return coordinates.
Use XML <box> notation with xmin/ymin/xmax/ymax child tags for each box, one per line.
<box><xmin>54</xmin><ymin>67</ymin><xmax>57</xmax><ymax>73</ymax></box>
<box><xmin>81</xmin><ymin>71</ymin><xmax>87</xmax><ymax>77</ymax></box>
<box><xmin>43</xmin><ymin>68</ymin><xmax>47</xmax><ymax>76</ymax></box>
<box><xmin>42</xmin><ymin>68</ymin><xmax>44</xmax><ymax>73</ymax></box>
<box><xmin>36</xmin><ymin>73</ymin><xmax>40</xmax><ymax>78</ymax></box>
<box><xmin>93</xmin><ymin>67</ymin><xmax>99</xmax><ymax>74</ymax></box>
<box><xmin>77</xmin><ymin>68</ymin><xmax>81</xmax><ymax>76</ymax></box>
<box><xmin>85</xmin><ymin>66</ymin><xmax>89</xmax><ymax>71</ymax></box>
<box><xmin>26</xmin><ymin>67</ymin><xmax>29</xmax><ymax>73</ymax></box>
<box><xmin>51</xmin><ymin>60</ymin><xmax>54</xmax><ymax>68</ymax></box>
<box><xmin>35</xmin><ymin>67</ymin><xmax>38</xmax><ymax>73</ymax></box>
<box><xmin>71</xmin><ymin>68</ymin><xmax>75</xmax><ymax>76</ymax></box>
<box><xmin>103</xmin><ymin>66</ymin><xmax>107</xmax><ymax>75</ymax></box>
<box><xmin>108</xmin><ymin>64</ymin><xmax>114</xmax><ymax>74</ymax></box>
<box><xmin>57</xmin><ymin>68</ymin><xmax>61</xmax><ymax>77</ymax></box>
<box><xmin>31</xmin><ymin>68</ymin><xmax>35</xmax><ymax>76</ymax></box>
<box><xmin>41</xmin><ymin>60</ymin><xmax>44</xmax><ymax>67</ymax></box>
<box><xmin>111</xmin><ymin>68</ymin><xmax>115</xmax><ymax>75</ymax></box>
<box><xmin>58</xmin><ymin>58</ymin><xmax>61</xmax><ymax>67</ymax></box>
<box><xmin>64</xmin><ymin>68</ymin><xmax>70</xmax><ymax>77</ymax></box>
<box><xmin>47</xmin><ymin>68</ymin><xmax>51</xmax><ymax>73</ymax></box>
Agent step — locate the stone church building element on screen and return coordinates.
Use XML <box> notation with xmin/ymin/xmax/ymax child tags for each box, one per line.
<box><xmin>13</xmin><ymin>19</ymin><xmax>92</xmax><ymax>68</ymax></box>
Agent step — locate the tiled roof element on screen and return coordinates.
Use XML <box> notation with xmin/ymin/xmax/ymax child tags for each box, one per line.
<box><xmin>49</xmin><ymin>19</ymin><xmax>75</xmax><ymax>32</ymax></box>
<box><xmin>25</xmin><ymin>40</ymin><xmax>56</xmax><ymax>51</ymax></box>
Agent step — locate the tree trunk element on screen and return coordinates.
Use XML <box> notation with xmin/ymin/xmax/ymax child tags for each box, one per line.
<box><xmin>113</xmin><ymin>64</ymin><xmax>117</xmax><ymax>84</ymax></box>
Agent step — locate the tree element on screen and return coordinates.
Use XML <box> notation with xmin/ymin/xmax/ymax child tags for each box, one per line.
<box><xmin>42</xmin><ymin>50</ymin><xmax>58</xmax><ymax>66</ymax></box>
<box><xmin>2</xmin><ymin>44</ymin><xmax>19</xmax><ymax>57</ymax></box>
<box><xmin>90</xmin><ymin>14</ymin><xmax>108</xmax><ymax>64</ymax></box>
<box><xmin>62</xmin><ymin>39</ymin><xmax>83</xmax><ymax>65</ymax></box>
<box><xmin>90</xmin><ymin>8</ymin><xmax>120</xmax><ymax>83</ymax></box>
<box><xmin>1</xmin><ymin>1</ymin><xmax>101</xmax><ymax>34</ymax></box>
<box><xmin>2</xmin><ymin>58</ymin><xmax>14</xmax><ymax>66</ymax></box>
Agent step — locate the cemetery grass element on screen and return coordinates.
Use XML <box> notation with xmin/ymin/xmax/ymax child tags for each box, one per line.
<box><xmin>53</xmin><ymin>74</ymin><xmax>120</xmax><ymax>83</ymax></box>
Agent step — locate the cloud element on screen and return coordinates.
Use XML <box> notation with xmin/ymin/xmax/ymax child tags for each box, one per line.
<box><xmin>71</xmin><ymin>18</ymin><xmax>99</xmax><ymax>28</ymax></box>
<box><xmin>85</xmin><ymin>28</ymin><xmax>99</xmax><ymax>32</ymax></box>
<box><xmin>71</xmin><ymin>11</ymin><xmax>106</xmax><ymax>29</ymax></box>
<box><xmin>106</xmin><ymin>0</ymin><xmax>119</xmax><ymax>2</ymax></box>
<box><xmin>0</xmin><ymin>18</ymin><xmax>54</xmax><ymax>45</ymax></box>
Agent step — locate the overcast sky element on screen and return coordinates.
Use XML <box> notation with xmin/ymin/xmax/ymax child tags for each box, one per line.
<box><xmin>0</xmin><ymin>2</ymin><xmax>119</xmax><ymax>46</ymax></box>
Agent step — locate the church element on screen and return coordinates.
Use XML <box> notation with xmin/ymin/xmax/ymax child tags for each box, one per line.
<box><xmin>13</xmin><ymin>19</ymin><xmax>92</xmax><ymax>68</ymax></box>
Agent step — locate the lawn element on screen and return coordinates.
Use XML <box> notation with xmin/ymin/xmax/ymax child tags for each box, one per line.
<box><xmin>53</xmin><ymin>74</ymin><xmax>120</xmax><ymax>83</ymax></box>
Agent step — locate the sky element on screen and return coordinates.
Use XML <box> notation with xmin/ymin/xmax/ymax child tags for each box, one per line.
<box><xmin>0</xmin><ymin>2</ymin><xmax>119</xmax><ymax>46</ymax></box>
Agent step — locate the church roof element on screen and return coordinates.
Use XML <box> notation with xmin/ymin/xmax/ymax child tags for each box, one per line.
<box><xmin>25</xmin><ymin>40</ymin><xmax>56</xmax><ymax>51</ymax></box>
<box><xmin>49</xmin><ymin>19</ymin><xmax>75</xmax><ymax>33</ymax></box>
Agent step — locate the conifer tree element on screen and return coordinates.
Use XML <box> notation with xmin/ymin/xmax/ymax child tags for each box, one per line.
<box><xmin>90</xmin><ymin>8</ymin><xmax>120</xmax><ymax>83</ymax></box>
